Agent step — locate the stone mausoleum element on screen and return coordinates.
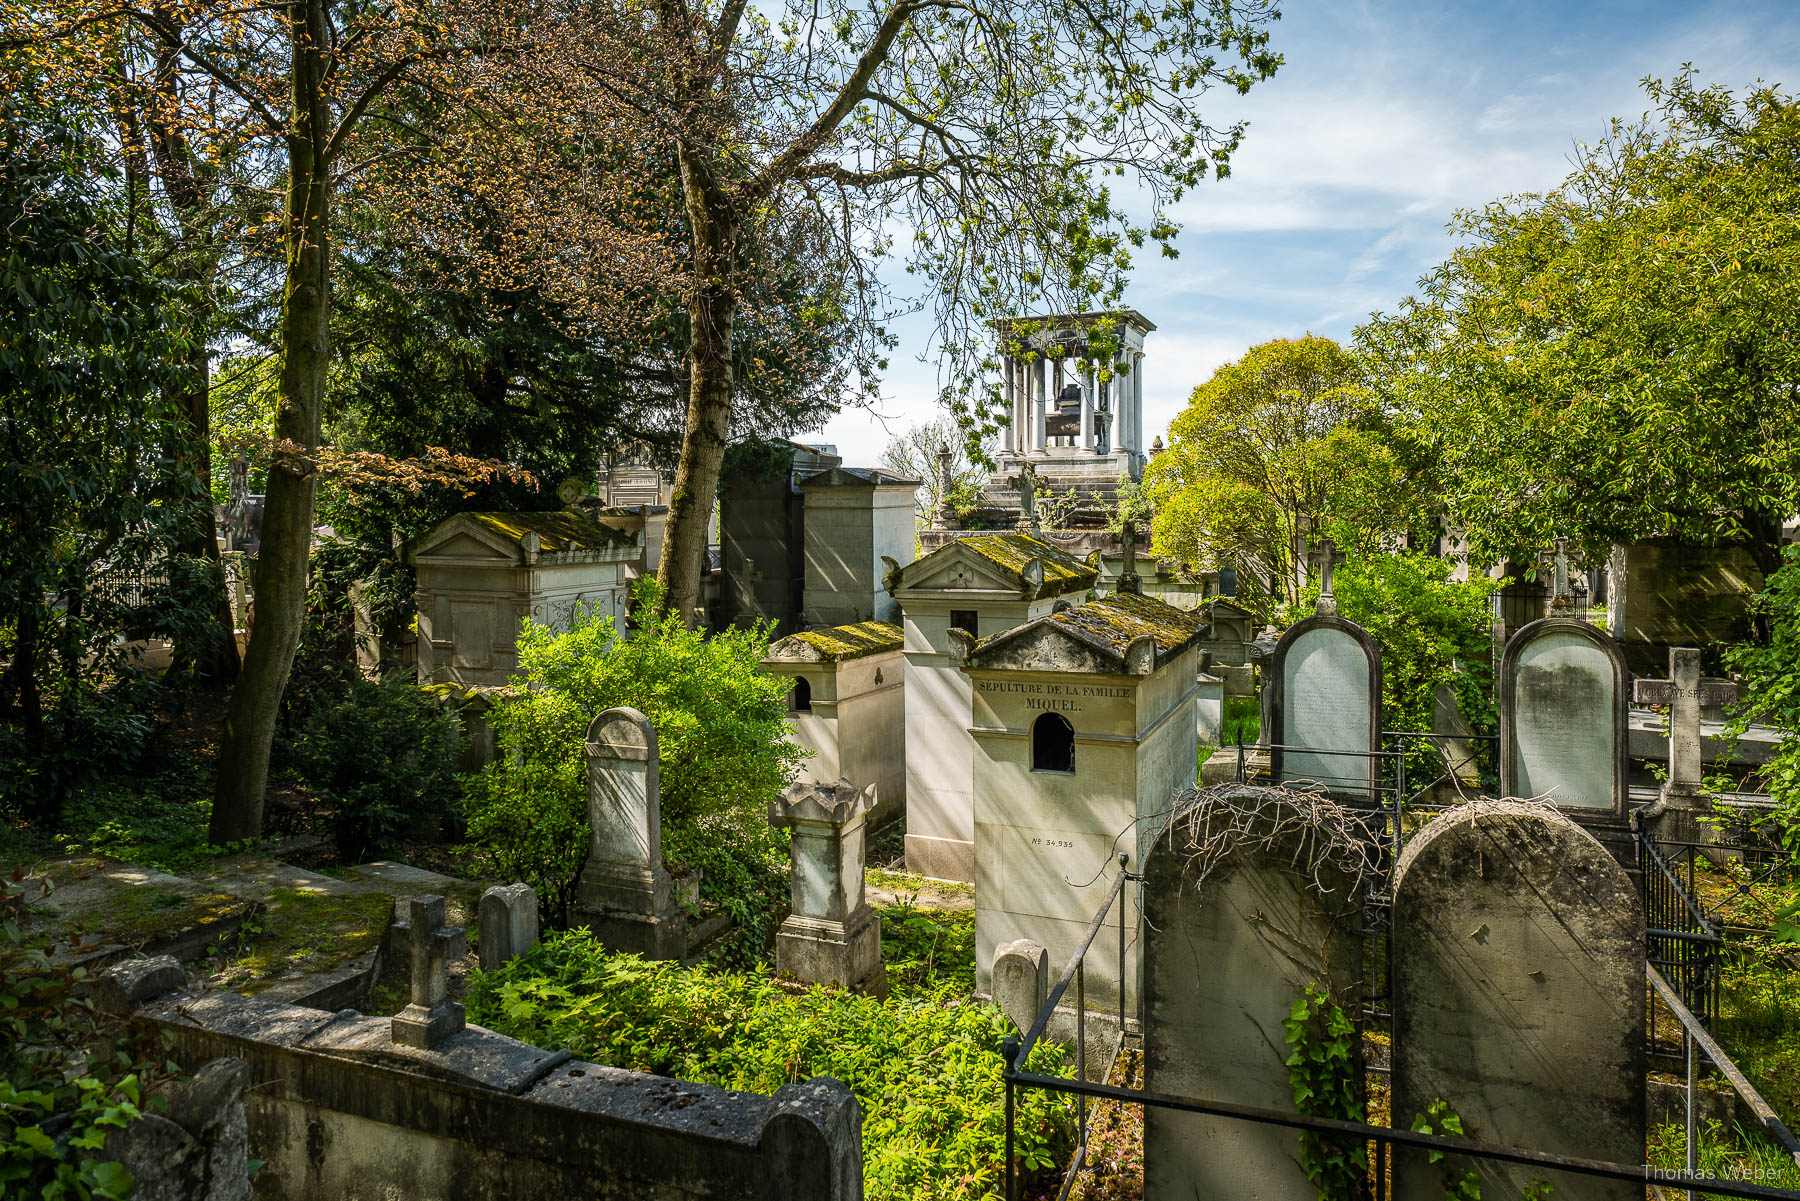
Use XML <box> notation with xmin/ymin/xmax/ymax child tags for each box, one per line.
<box><xmin>762</xmin><ymin>621</ymin><xmax>907</xmax><ymax>832</ymax></box>
<box><xmin>888</xmin><ymin>533</ymin><xmax>1098</xmax><ymax>881</ymax></box>
<box><xmin>963</xmin><ymin>591</ymin><xmax>1205</xmax><ymax>1012</ymax></box>
<box><xmin>411</xmin><ymin>510</ymin><xmax>640</xmax><ymax>687</ymax></box>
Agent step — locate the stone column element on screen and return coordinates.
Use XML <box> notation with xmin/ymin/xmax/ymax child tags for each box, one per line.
<box><xmin>1663</xmin><ymin>647</ymin><xmax>1704</xmax><ymax>800</ymax></box>
<box><xmin>1033</xmin><ymin>358</ymin><xmax>1049</xmax><ymax>454</ymax></box>
<box><xmin>1080</xmin><ymin>366</ymin><xmax>1096</xmax><ymax>451</ymax></box>
<box><xmin>575</xmin><ymin>706</ymin><xmax>690</xmax><ymax>958</ymax></box>
<box><xmin>1133</xmin><ymin>351</ymin><xmax>1145</xmax><ymax>462</ymax></box>
<box><xmin>769</xmin><ymin>778</ymin><xmax>885</xmax><ymax>996</ymax></box>
<box><xmin>1002</xmin><ymin>356</ymin><xmax>1016</xmax><ymax>453</ymax></box>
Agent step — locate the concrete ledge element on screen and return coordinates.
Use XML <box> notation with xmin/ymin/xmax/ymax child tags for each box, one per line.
<box><xmin>142</xmin><ymin>990</ymin><xmax>863</xmax><ymax>1201</ymax></box>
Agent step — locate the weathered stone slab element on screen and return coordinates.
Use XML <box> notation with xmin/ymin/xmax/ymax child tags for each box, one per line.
<box><xmin>991</xmin><ymin>939</ymin><xmax>1048</xmax><ymax>1034</ymax></box>
<box><xmin>1270</xmin><ymin>616</ymin><xmax>1382</xmax><ymax>797</ymax></box>
<box><xmin>1392</xmin><ymin>800</ymin><xmax>1645</xmax><ymax>1201</ymax></box>
<box><xmin>478</xmin><ymin>883</ymin><xmax>540</xmax><ymax>972</ymax></box>
<box><xmin>1500</xmin><ymin>619</ymin><xmax>1628</xmax><ymax>814</ymax></box>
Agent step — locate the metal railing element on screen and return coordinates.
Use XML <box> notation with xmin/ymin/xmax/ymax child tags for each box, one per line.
<box><xmin>1000</xmin><ymin>873</ymin><xmax>1800</xmax><ymax>1200</ymax></box>
<box><xmin>1002</xmin><ymin>854</ymin><xmax>1135</xmax><ymax>1201</ymax></box>
<box><xmin>1638</xmin><ymin>818</ymin><xmax>1725</xmax><ymax>1033</ymax></box>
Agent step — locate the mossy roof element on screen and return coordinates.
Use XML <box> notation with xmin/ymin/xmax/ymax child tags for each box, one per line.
<box><xmin>969</xmin><ymin>589</ymin><xmax>1205</xmax><ymax>671</ymax></box>
<box><xmin>956</xmin><ymin>533</ymin><xmax>1095</xmax><ymax>593</ymax></box>
<box><xmin>768</xmin><ymin>620</ymin><xmax>903</xmax><ymax>662</ymax></box>
<box><xmin>463</xmin><ymin>510</ymin><xmax>633</xmax><ymax>552</ymax></box>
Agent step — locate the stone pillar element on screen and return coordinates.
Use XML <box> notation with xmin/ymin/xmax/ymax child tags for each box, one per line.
<box><xmin>1033</xmin><ymin>358</ymin><xmax>1048</xmax><ymax>454</ymax></box>
<box><xmin>1080</xmin><ymin>367</ymin><xmax>1095</xmax><ymax>451</ymax></box>
<box><xmin>769</xmin><ymin>778</ymin><xmax>886</xmax><ymax>996</ymax></box>
<box><xmin>1663</xmin><ymin>647</ymin><xmax>1704</xmax><ymax>800</ymax></box>
<box><xmin>575</xmin><ymin>706</ymin><xmax>690</xmax><ymax>959</ymax></box>
<box><xmin>934</xmin><ymin>443</ymin><xmax>955</xmax><ymax>529</ymax></box>
<box><xmin>1002</xmin><ymin>356</ymin><xmax>1016</xmax><ymax>453</ymax></box>
<box><xmin>991</xmin><ymin>939</ymin><xmax>1048</xmax><ymax>1034</ymax></box>
<box><xmin>1133</xmin><ymin>351</ymin><xmax>1145</xmax><ymax>463</ymax></box>
<box><xmin>1392</xmin><ymin>801</ymin><xmax>1645</xmax><ymax>1201</ymax></box>
<box><xmin>477</xmin><ymin>883</ymin><xmax>540</xmax><ymax>971</ymax></box>
<box><xmin>1195</xmin><ymin>671</ymin><xmax>1224</xmax><ymax>748</ymax></box>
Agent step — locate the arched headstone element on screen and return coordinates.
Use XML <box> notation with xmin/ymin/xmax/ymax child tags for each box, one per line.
<box><xmin>1269</xmin><ymin>615</ymin><xmax>1382</xmax><ymax>798</ymax></box>
<box><xmin>1142</xmin><ymin>785</ymin><xmax>1372</xmax><ymax>1201</ymax></box>
<box><xmin>1499</xmin><ymin>618</ymin><xmax>1628</xmax><ymax>814</ymax></box>
<box><xmin>575</xmin><ymin>707</ymin><xmax>688</xmax><ymax>958</ymax></box>
<box><xmin>1392</xmin><ymin>800</ymin><xmax>1645</xmax><ymax>1201</ymax></box>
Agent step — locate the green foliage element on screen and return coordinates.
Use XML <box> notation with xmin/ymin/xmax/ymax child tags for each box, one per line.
<box><xmin>1648</xmin><ymin>1119</ymin><xmax>1800</xmax><ymax>1194</ymax></box>
<box><xmin>291</xmin><ymin>679</ymin><xmax>462</xmax><ymax>862</ymax></box>
<box><xmin>1291</xmin><ymin>553</ymin><xmax>1499</xmax><ymax>736</ymax></box>
<box><xmin>467</xmin><ymin>931</ymin><xmax>1072</xmax><ymax>1200</ymax></box>
<box><xmin>1359</xmin><ymin>74</ymin><xmax>1800</xmax><ymax>567</ymax></box>
<box><xmin>1</xmin><ymin>877</ymin><xmax>169</xmax><ymax>1199</ymax></box>
<box><xmin>1145</xmin><ymin>336</ymin><xmax>1428</xmax><ymax>614</ymax></box>
<box><xmin>463</xmin><ymin>579</ymin><xmax>801</xmax><ymax>926</ymax></box>
<box><xmin>1411</xmin><ymin>1099</ymin><xmax>1553</xmax><ymax>1201</ymax></box>
<box><xmin>1725</xmin><ymin>545</ymin><xmax>1800</xmax><ymax>877</ymax></box>
<box><xmin>877</xmin><ymin>900</ymin><xmax>976</xmax><ymax>998</ymax></box>
<box><xmin>0</xmin><ymin>86</ymin><xmax>211</xmax><ymax>824</ymax></box>
<box><xmin>1282</xmin><ymin>985</ymin><xmax>1365</xmax><ymax>1201</ymax></box>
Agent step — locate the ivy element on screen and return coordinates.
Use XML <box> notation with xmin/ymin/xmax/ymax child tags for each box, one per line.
<box><xmin>1282</xmin><ymin>984</ymin><xmax>1366</xmax><ymax>1201</ymax></box>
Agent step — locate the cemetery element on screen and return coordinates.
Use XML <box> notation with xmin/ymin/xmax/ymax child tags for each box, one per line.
<box><xmin>9</xmin><ymin>6</ymin><xmax>1800</xmax><ymax>1201</ymax></box>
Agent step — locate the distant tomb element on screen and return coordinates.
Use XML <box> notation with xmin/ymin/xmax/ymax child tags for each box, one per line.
<box><xmin>1499</xmin><ymin>618</ymin><xmax>1628</xmax><ymax>815</ymax></box>
<box><xmin>412</xmin><ymin>510</ymin><xmax>640</xmax><ymax>687</ymax></box>
<box><xmin>963</xmin><ymin>590</ymin><xmax>1205</xmax><ymax>1012</ymax></box>
<box><xmin>888</xmin><ymin>534</ymin><xmax>1096</xmax><ymax>882</ymax></box>
<box><xmin>762</xmin><ymin>621</ymin><xmax>906</xmax><ymax>831</ymax></box>
<box><xmin>798</xmin><ymin>467</ymin><xmax>919</xmax><ymax>627</ymax></box>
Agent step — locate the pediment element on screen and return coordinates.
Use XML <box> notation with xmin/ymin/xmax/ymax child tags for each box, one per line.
<box><xmin>968</xmin><ymin>622</ymin><xmax>1126</xmax><ymax>676</ymax></box>
<box><xmin>412</xmin><ymin>521</ymin><xmax>520</xmax><ymax>564</ymax></box>
<box><xmin>902</xmin><ymin>547</ymin><xmax>1021</xmax><ymax>596</ymax></box>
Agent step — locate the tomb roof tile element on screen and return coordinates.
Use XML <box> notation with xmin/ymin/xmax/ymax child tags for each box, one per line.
<box><xmin>461</xmin><ymin>510</ymin><xmax>635</xmax><ymax>552</ymax></box>
<box><xmin>966</xmin><ymin>590</ymin><xmax>1205</xmax><ymax>672</ymax></box>
<box><xmin>766</xmin><ymin>621</ymin><xmax>904</xmax><ymax>662</ymax></box>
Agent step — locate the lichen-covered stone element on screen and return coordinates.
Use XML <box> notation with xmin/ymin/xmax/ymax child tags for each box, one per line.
<box><xmin>464</xmin><ymin>510</ymin><xmax>633</xmax><ymax>552</ymax></box>
<box><xmin>766</xmin><ymin>621</ymin><xmax>904</xmax><ymax>663</ymax></box>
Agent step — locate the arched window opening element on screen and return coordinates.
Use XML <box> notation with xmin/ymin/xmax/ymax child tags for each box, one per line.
<box><xmin>1031</xmin><ymin>713</ymin><xmax>1075</xmax><ymax>773</ymax></box>
<box><xmin>793</xmin><ymin>678</ymin><xmax>812</xmax><ymax>713</ymax></box>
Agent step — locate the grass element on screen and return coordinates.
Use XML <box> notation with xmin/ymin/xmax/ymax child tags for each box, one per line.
<box><xmin>217</xmin><ymin>887</ymin><xmax>396</xmax><ymax>993</ymax></box>
<box><xmin>867</xmin><ymin>865</ymin><xmax>974</xmax><ymax>896</ymax></box>
<box><xmin>1648</xmin><ymin>1120</ymin><xmax>1800</xmax><ymax>1197</ymax></box>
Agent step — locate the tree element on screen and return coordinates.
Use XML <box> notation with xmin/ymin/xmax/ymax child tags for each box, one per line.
<box><xmin>444</xmin><ymin>0</ymin><xmax>1284</xmax><ymax>619</ymax></box>
<box><xmin>0</xmin><ymin>90</ymin><xmax>202</xmax><ymax>820</ymax></box>
<box><xmin>7</xmin><ymin>0</ymin><xmax>519</xmax><ymax>840</ymax></box>
<box><xmin>1358</xmin><ymin>74</ymin><xmax>1800</xmax><ymax>573</ymax></box>
<box><xmin>879</xmin><ymin>419</ymin><xmax>990</xmax><ymax>525</ymax></box>
<box><xmin>1144</xmin><ymin>336</ymin><xmax>1424</xmax><ymax>610</ymax></box>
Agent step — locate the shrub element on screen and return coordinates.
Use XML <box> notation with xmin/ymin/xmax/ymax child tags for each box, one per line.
<box><xmin>291</xmin><ymin>678</ymin><xmax>462</xmax><ymax>861</ymax></box>
<box><xmin>466</xmin><ymin>931</ymin><xmax>1073</xmax><ymax>1200</ymax></box>
<box><xmin>463</xmin><ymin>579</ymin><xmax>801</xmax><ymax>927</ymax></box>
<box><xmin>1290</xmin><ymin>552</ymin><xmax>1498</xmax><ymax>734</ymax></box>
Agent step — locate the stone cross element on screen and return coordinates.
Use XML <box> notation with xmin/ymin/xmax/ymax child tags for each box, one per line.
<box><xmin>1117</xmin><ymin>519</ymin><xmax>1143</xmax><ymax>595</ymax></box>
<box><xmin>1548</xmin><ymin>536</ymin><xmax>1577</xmax><ymax>617</ymax></box>
<box><xmin>391</xmin><ymin>894</ymin><xmax>466</xmax><ymax>1049</ymax></box>
<box><xmin>1661</xmin><ymin>647</ymin><xmax>1705</xmax><ymax>804</ymax></box>
<box><xmin>1013</xmin><ymin>463</ymin><xmax>1040</xmax><ymax>534</ymax></box>
<box><xmin>935</xmin><ymin>443</ymin><xmax>956</xmax><ymax>529</ymax></box>
<box><xmin>1310</xmin><ymin>537</ymin><xmax>1346</xmax><ymax>617</ymax></box>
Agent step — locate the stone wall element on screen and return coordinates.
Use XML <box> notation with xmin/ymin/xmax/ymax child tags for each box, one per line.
<box><xmin>142</xmin><ymin>991</ymin><xmax>863</xmax><ymax>1201</ymax></box>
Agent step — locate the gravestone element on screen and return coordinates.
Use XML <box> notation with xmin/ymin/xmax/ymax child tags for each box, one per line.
<box><xmin>1142</xmin><ymin>785</ymin><xmax>1370</xmax><ymax>1201</ymax></box>
<box><xmin>1195</xmin><ymin>669</ymin><xmax>1224</xmax><ymax>748</ymax></box>
<box><xmin>991</xmin><ymin>939</ymin><xmax>1049</xmax><ymax>1035</ymax></box>
<box><xmin>574</xmin><ymin>707</ymin><xmax>692</xmax><ymax>958</ymax></box>
<box><xmin>769</xmin><ymin>778</ymin><xmax>885</xmax><ymax>996</ymax></box>
<box><xmin>391</xmin><ymin>895</ymin><xmax>467</xmax><ymax>1049</ymax></box>
<box><xmin>477</xmin><ymin>883</ymin><xmax>539</xmax><ymax>972</ymax></box>
<box><xmin>1268</xmin><ymin>609</ymin><xmax>1382</xmax><ymax>798</ymax></box>
<box><xmin>1392</xmin><ymin>801</ymin><xmax>1644</xmax><ymax>1201</ymax></box>
<box><xmin>1499</xmin><ymin>619</ymin><xmax>1628</xmax><ymax>815</ymax></box>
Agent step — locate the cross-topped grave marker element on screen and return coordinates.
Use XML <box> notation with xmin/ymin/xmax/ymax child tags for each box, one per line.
<box><xmin>1547</xmin><ymin>536</ymin><xmax>1577</xmax><ymax>617</ymax></box>
<box><xmin>1117</xmin><ymin>519</ymin><xmax>1143</xmax><ymax>595</ymax></box>
<box><xmin>1310</xmin><ymin>536</ymin><xmax>1346</xmax><ymax>617</ymax></box>
<box><xmin>1013</xmin><ymin>462</ymin><xmax>1040</xmax><ymax>533</ymax></box>
<box><xmin>391</xmin><ymin>894</ymin><xmax>466</xmax><ymax>1049</ymax></box>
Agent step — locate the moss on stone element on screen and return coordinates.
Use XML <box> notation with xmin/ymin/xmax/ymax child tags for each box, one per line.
<box><xmin>775</xmin><ymin>621</ymin><xmax>904</xmax><ymax>661</ymax></box>
<box><xmin>961</xmin><ymin>533</ymin><xmax>1094</xmax><ymax>590</ymax></box>
<box><xmin>224</xmin><ymin>888</ymin><xmax>396</xmax><ymax>994</ymax></box>
<box><xmin>1047</xmin><ymin>591</ymin><xmax>1205</xmax><ymax>657</ymax></box>
<box><xmin>465</xmin><ymin>510</ymin><xmax>631</xmax><ymax>552</ymax></box>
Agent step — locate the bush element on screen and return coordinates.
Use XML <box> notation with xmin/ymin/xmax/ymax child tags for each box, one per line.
<box><xmin>1290</xmin><ymin>552</ymin><xmax>1498</xmax><ymax>735</ymax></box>
<box><xmin>467</xmin><ymin>931</ymin><xmax>1073</xmax><ymax>1201</ymax></box>
<box><xmin>1727</xmin><ymin>545</ymin><xmax>1800</xmax><ymax>864</ymax></box>
<box><xmin>464</xmin><ymin>579</ymin><xmax>801</xmax><ymax>927</ymax></box>
<box><xmin>291</xmin><ymin>678</ymin><xmax>462</xmax><ymax>861</ymax></box>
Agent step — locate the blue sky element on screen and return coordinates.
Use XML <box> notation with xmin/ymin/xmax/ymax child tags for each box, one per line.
<box><xmin>803</xmin><ymin>0</ymin><xmax>1800</xmax><ymax>467</ymax></box>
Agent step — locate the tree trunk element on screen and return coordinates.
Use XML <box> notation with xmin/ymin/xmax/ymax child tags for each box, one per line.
<box><xmin>657</xmin><ymin>144</ymin><xmax>740</xmax><ymax>623</ymax></box>
<box><xmin>211</xmin><ymin>0</ymin><xmax>332</xmax><ymax>843</ymax></box>
<box><xmin>168</xmin><ymin>355</ymin><xmax>242</xmax><ymax>684</ymax></box>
